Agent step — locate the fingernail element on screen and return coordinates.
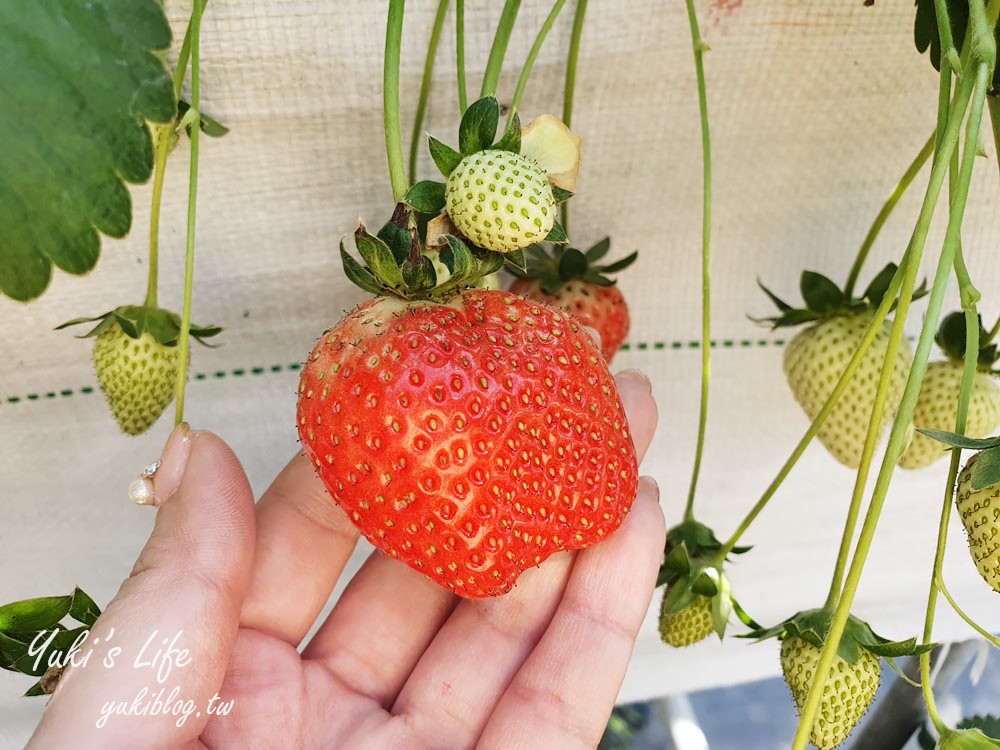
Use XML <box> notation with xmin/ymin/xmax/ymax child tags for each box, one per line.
<box><xmin>616</xmin><ymin>369</ymin><xmax>652</xmax><ymax>392</ymax></box>
<box><xmin>129</xmin><ymin>423</ymin><xmax>196</xmax><ymax>507</ymax></box>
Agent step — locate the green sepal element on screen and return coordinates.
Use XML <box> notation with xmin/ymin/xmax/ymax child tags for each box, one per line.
<box><xmin>176</xmin><ymin>99</ymin><xmax>229</xmax><ymax>137</ymax></box>
<box><xmin>916</xmin><ymin>429</ymin><xmax>1000</xmax><ymax>452</ymax></box>
<box><xmin>458</xmin><ymin>96</ymin><xmax>500</xmax><ymax>155</ymax></box>
<box><xmin>970</xmin><ymin>445</ymin><xmax>1000</xmax><ymax>491</ymax></box>
<box><xmin>711</xmin><ymin>575</ymin><xmax>734</xmax><ymax>639</ymax></box>
<box><xmin>660</xmin><ymin>542</ymin><xmax>692</xmax><ymax>577</ymax></box>
<box><xmin>0</xmin><ymin>596</ymin><xmax>71</xmax><ymax>635</ymax></box>
<box><xmin>404</xmin><ymin>180</ymin><xmax>447</xmax><ymax>215</ymax></box>
<box><xmin>493</xmin><ymin>110</ymin><xmax>521</xmax><ymax>153</ymax></box>
<box><xmin>741</xmin><ymin>608</ymin><xmax>935</xmax><ymax>664</ymax></box>
<box><xmin>691</xmin><ymin>571</ymin><xmax>719</xmax><ymax>597</ymax></box>
<box><xmin>377</xmin><ymin>218</ymin><xmax>414</xmax><ymax>265</ymax></box>
<box><xmin>401</xmin><ymin>256</ymin><xmax>437</xmax><ymax>292</ymax></box>
<box><xmin>862</xmin><ymin>262</ymin><xmax>898</xmax><ymax>307</ymax></box>
<box><xmin>429</xmin><ymin>135</ymin><xmax>464</xmax><ymax>177</ymax></box>
<box><xmin>339</xmin><ymin>240</ymin><xmax>384</xmax><ymax>296</ymax></box>
<box><xmin>551</xmin><ymin>186</ymin><xmax>574</xmax><ymax>204</ymax></box>
<box><xmin>558</xmin><ymin>247</ymin><xmax>588</xmax><ymax>279</ymax></box>
<box><xmin>355</xmin><ymin>225</ymin><xmax>405</xmax><ymax>290</ymax></box>
<box><xmin>937</xmin><ymin>727</ymin><xmax>1000</xmax><ymax>750</ymax></box>
<box><xmin>585</xmin><ymin>237</ymin><xmax>611</xmax><ymax>262</ymax></box>
<box><xmin>544</xmin><ymin>221</ymin><xmax>568</xmax><ymax>244</ymax></box>
<box><xmin>67</xmin><ymin>587</ymin><xmax>100</xmax><ymax>628</ymax></box>
<box><xmin>800</xmin><ymin>271</ymin><xmax>844</xmax><ymax>314</ymax></box>
<box><xmin>504</xmin><ymin>248</ymin><xmax>528</xmax><ymax>275</ymax></box>
<box><xmin>934</xmin><ymin>311</ymin><xmax>1000</xmax><ymax>369</ymax></box>
<box><xmin>56</xmin><ymin>306</ymin><xmax>221</xmax><ymax>347</ymax></box>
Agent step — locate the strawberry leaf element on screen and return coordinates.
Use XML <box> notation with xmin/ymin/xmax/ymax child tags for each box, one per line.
<box><xmin>800</xmin><ymin>271</ymin><xmax>844</xmax><ymax>313</ymax></box>
<box><xmin>937</xmin><ymin>727</ymin><xmax>1000</xmax><ymax>750</ymax></box>
<box><xmin>458</xmin><ymin>96</ymin><xmax>499</xmax><ymax>155</ymax></box>
<box><xmin>404</xmin><ymin>180</ymin><xmax>447</xmax><ymax>215</ymax></box>
<box><xmin>0</xmin><ymin>0</ymin><xmax>174</xmax><ymax>302</ymax></box>
<box><xmin>917</xmin><ymin>428</ymin><xmax>1000</xmax><ymax>451</ymax></box>
<box><xmin>493</xmin><ymin>110</ymin><xmax>521</xmax><ymax>153</ymax></box>
<box><xmin>428</xmin><ymin>135</ymin><xmax>463</xmax><ymax>177</ymax></box>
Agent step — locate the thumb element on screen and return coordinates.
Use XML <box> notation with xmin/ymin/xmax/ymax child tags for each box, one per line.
<box><xmin>29</xmin><ymin>426</ymin><xmax>256</xmax><ymax>749</ymax></box>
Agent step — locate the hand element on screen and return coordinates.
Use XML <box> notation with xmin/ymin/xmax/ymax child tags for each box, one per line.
<box><xmin>29</xmin><ymin>370</ymin><xmax>664</xmax><ymax>750</ymax></box>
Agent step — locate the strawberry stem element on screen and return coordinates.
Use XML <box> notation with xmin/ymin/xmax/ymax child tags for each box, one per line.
<box><xmin>144</xmin><ymin>124</ymin><xmax>172</xmax><ymax>309</ymax></box>
<box><xmin>560</xmin><ymin>0</ymin><xmax>587</xmax><ymax>233</ymax></box>
<box><xmin>509</xmin><ymin>0</ymin><xmax>568</xmax><ymax>115</ymax></box>
<box><xmin>682</xmin><ymin>0</ymin><xmax>712</xmax><ymax>522</ymax></box>
<box><xmin>934</xmin><ymin>571</ymin><xmax>1000</xmax><ymax>649</ymax></box>
<box><xmin>384</xmin><ymin>0</ymin><xmax>408</xmax><ymax>203</ymax></box>
<box><xmin>791</xmin><ymin>56</ymin><xmax>989</xmax><ymax>750</ymax></box>
<box><xmin>408</xmin><ymin>0</ymin><xmax>450</xmax><ymax>185</ymax></box>
<box><xmin>173</xmin><ymin>0</ymin><xmax>207</xmax><ymax>426</ymax></box>
<box><xmin>841</xmin><ymin>133</ymin><xmax>934</xmax><ymax>301</ymax></box>
<box><xmin>480</xmin><ymin>0</ymin><xmax>522</xmax><ymax>98</ymax></box>
<box><xmin>456</xmin><ymin>0</ymin><xmax>467</xmax><ymax>112</ymax></box>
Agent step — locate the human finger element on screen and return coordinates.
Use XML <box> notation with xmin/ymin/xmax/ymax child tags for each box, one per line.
<box><xmin>28</xmin><ymin>428</ymin><xmax>256</xmax><ymax>750</ymax></box>
<box><xmin>614</xmin><ymin>369</ymin><xmax>657</xmax><ymax>465</ymax></box>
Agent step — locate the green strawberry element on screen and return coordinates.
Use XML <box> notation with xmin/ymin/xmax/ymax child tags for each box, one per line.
<box><xmin>445</xmin><ymin>149</ymin><xmax>555</xmax><ymax>253</ymax></box>
<box><xmin>758</xmin><ymin>265</ymin><xmax>916</xmax><ymax>468</ymax></box>
<box><xmin>658</xmin><ymin>594</ymin><xmax>713</xmax><ymax>647</ymax></box>
<box><xmin>780</xmin><ymin>635</ymin><xmax>880</xmax><ymax>750</ymax></box>
<box><xmin>58</xmin><ymin>306</ymin><xmax>221</xmax><ymax>436</ymax></box>
<box><xmin>955</xmin><ymin>450</ymin><xmax>1000</xmax><ymax>592</ymax></box>
<box><xmin>901</xmin><ymin>312</ymin><xmax>1000</xmax><ymax>469</ymax></box>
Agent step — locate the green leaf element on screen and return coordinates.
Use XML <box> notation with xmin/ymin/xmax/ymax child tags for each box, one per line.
<box><xmin>916</xmin><ymin>428</ymin><xmax>1000</xmax><ymax>451</ymax></box>
<box><xmin>339</xmin><ymin>241</ymin><xmax>383</xmax><ymax>296</ymax></box>
<box><xmin>0</xmin><ymin>0</ymin><xmax>175</xmax><ymax>301</ymax></box>
<box><xmin>0</xmin><ymin>596</ymin><xmax>71</xmax><ymax>635</ymax></box>
<box><xmin>493</xmin><ymin>110</ymin><xmax>521</xmax><ymax>153</ymax></box>
<box><xmin>970</xmin><ymin>445</ymin><xmax>1000</xmax><ymax>491</ymax></box>
<box><xmin>403</xmin><ymin>180</ymin><xmax>447</xmax><ymax>215</ymax></box>
<box><xmin>937</xmin><ymin>727</ymin><xmax>1000</xmax><ymax>750</ymax></box>
<box><xmin>800</xmin><ymin>271</ymin><xmax>844</xmax><ymax>313</ymax></box>
<box><xmin>428</xmin><ymin>135</ymin><xmax>464</xmax><ymax>177</ymax></box>
<box><xmin>458</xmin><ymin>96</ymin><xmax>499</xmax><ymax>155</ymax></box>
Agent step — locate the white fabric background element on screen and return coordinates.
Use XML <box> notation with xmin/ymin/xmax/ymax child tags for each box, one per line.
<box><xmin>3</xmin><ymin>0</ymin><xmax>1000</xmax><ymax>745</ymax></box>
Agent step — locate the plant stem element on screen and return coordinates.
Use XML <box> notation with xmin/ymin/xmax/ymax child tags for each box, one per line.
<box><xmin>384</xmin><ymin>0</ymin><xmax>408</xmax><ymax>202</ymax></box>
<box><xmin>409</xmin><ymin>0</ymin><xmax>450</xmax><ymax>184</ymax></box>
<box><xmin>790</xmin><ymin>61</ymin><xmax>986</xmax><ymax>750</ymax></box>
<box><xmin>935</xmin><ymin>571</ymin><xmax>1000</xmax><ymax>648</ymax></box>
<box><xmin>715</xmin><ymin>264</ymin><xmax>903</xmax><ymax>560</ymax></box>
<box><xmin>682</xmin><ymin>0</ymin><xmax>712</xmax><ymax>522</ymax></box>
<box><xmin>509</xmin><ymin>0</ymin><xmax>567</xmax><ymax>113</ymax></box>
<box><xmin>481</xmin><ymin>0</ymin><xmax>522</xmax><ymax>98</ymax></box>
<box><xmin>560</xmin><ymin>0</ymin><xmax>587</xmax><ymax>232</ymax></box>
<box><xmin>174</xmin><ymin>0</ymin><xmax>207</xmax><ymax>426</ymax></box>
<box><xmin>842</xmin><ymin>133</ymin><xmax>934</xmax><ymax>300</ymax></box>
<box><xmin>144</xmin><ymin>128</ymin><xmax>172</xmax><ymax>308</ymax></box>
<box><xmin>456</xmin><ymin>0</ymin><xmax>467</xmax><ymax>112</ymax></box>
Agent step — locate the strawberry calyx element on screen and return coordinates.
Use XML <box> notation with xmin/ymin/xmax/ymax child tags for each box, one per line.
<box><xmin>913</xmin><ymin>433</ymin><xmax>1000</xmax><ymax>491</ymax></box>
<box><xmin>56</xmin><ymin>305</ymin><xmax>222</xmax><ymax>346</ymax></box>
<box><xmin>936</xmin><ymin>726</ymin><xmax>1000</xmax><ymax>750</ymax></box>
<box><xmin>656</xmin><ymin>520</ymin><xmax>753</xmax><ymax>639</ymax></box>
<box><xmin>742</xmin><ymin>608</ymin><xmax>935</xmax><ymax>663</ymax></box>
<box><xmin>401</xmin><ymin>96</ymin><xmax>573</xmax><ymax>250</ymax></box>
<box><xmin>504</xmin><ymin>237</ymin><xmax>637</xmax><ymax>296</ymax></box>
<box><xmin>756</xmin><ymin>263</ymin><xmax>928</xmax><ymax>329</ymax></box>
<box><xmin>934</xmin><ymin>310</ymin><xmax>1000</xmax><ymax>371</ymax></box>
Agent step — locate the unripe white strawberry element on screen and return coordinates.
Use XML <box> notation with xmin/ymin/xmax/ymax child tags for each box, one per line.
<box><xmin>900</xmin><ymin>362</ymin><xmax>1000</xmax><ymax>468</ymax></box>
<box><xmin>445</xmin><ymin>149</ymin><xmax>555</xmax><ymax>253</ymax></box>
<box><xmin>658</xmin><ymin>594</ymin><xmax>714</xmax><ymax>648</ymax></box>
<box><xmin>783</xmin><ymin>312</ymin><xmax>911</xmax><ymax>468</ymax></box>
<box><xmin>94</xmin><ymin>323</ymin><xmax>179</xmax><ymax>436</ymax></box>
<box><xmin>955</xmin><ymin>452</ymin><xmax>1000</xmax><ymax>592</ymax></box>
<box><xmin>780</xmin><ymin>636</ymin><xmax>880</xmax><ymax>750</ymax></box>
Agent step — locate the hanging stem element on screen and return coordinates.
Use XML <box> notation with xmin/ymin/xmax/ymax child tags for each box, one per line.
<box><xmin>481</xmin><ymin>0</ymin><xmax>522</xmax><ymax>98</ymax></box>
<box><xmin>384</xmin><ymin>0</ymin><xmax>408</xmax><ymax>202</ymax></box>
<box><xmin>144</xmin><ymin>128</ymin><xmax>172</xmax><ymax>308</ymax></box>
<box><xmin>173</xmin><ymin>0</ymin><xmax>207</xmax><ymax>426</ymax></box>
<box><xmin>409</xmin><ymin>0</ymin><xmax>450</xmax><ymax>184</ymax></box>
<box><xmin>456</xmin><ymin>0</ymin><xmax>467</xmax><ymax>112</ymax></box>
<box><xmin>560</xmin><ymin>0</ymin><xmax>587</xmax><ymax>232</ymax></box>
<box><xmin>509</xmin><ymin>0</ymin><xmax>567</xmax><ymax>113</ymax></box>
<box><xmin>790</xmin><ymin>60</ymin><xmax>987</xmax><ymax>750</ymax></box>
<box><xmin>935</xmin><ymin>571</ymin><xmax>1000</xmax><ymax>648</ymax></box>
<box><xmin>682</xmin><ymin>0</ymin><xmax>713</xmax><ymax>522</ymax></box>
<box><xmin>842</xmin><ymin>133</ymin><xmax>935</xmax><ymax>300</ymax></box>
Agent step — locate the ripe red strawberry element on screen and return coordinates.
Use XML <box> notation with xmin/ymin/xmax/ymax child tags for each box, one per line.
<box><xmin>901</xmin><ymin>312</ymin><xmax>1000</xmax><ymax>469</ymax></box>
<box><xmin>296</xmin><ymin>288</ymin><xmax>638</xmax><ymax>598</ymax></box>
<box><xmin>758</xmin><ymin>265</ymin><xmax>916</xmax><ymax>468</ymax></box>
<box><xmin>58</xmin><ymin>305</ymin><xmax>221</xmax><ymax>436</ymax></box>
<box><xmin>507</xmin><ymin>239</ymin><xmax>636</xmax><ymax>363</ymax></box>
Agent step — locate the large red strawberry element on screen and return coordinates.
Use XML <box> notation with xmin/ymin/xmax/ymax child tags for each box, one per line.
<box><xmin>507</xmin><ymin>239</ymin><xmax>636</xmax><ymax>363</ymax></box>
<box><xmin>298</xmin><ymin>226</ymin><xmax>638</xmax><ymax>597</ymax></box>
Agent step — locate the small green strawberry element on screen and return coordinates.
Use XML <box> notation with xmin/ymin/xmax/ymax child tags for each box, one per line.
<box><xmin>745</xmin><ymin>609</ymin><xmax>934</xmax><ymax>750</ymax></box>
<box><xmin>58</xmin><ymin>306</ymin><xmax>221</xmax><ymax>436</ymax></box>
<box><xmin>757</xmin><ymin>264</ymin><xmax>918</xmax><ymax>468</ymax></box>
<box><xmin>955</xmin><ymin>449</ymin><xmax>1000</xmax><ymax>592</ymax></box>
<box><xmin>900</xmin><ymin>312</ymin><xmax>1000</xmax><ymax>469</ymax></box>
<box><xmin>658</xmin><ymin>594</ymin><xmax>714</xmax><ymax>647</ymax></box>
<box><xmin>402</xmin><ymin>97</ymin><xmax>574</xmax><ymax>257</ymax></box>
<box><xmin>780</xmin><ymin>635</ymin><xmax>880</xmax><ymax>750</ymax></box>
<box><xmin>506</xmin><ymin>238</ymin><xmax>637</xmax><ymax>362</ymax></box>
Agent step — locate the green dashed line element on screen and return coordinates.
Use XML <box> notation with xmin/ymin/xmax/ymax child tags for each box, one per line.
<box><xmin>2</xmin><ymin>341</ymin><xmax>786</xmax><ymax>406</ymax></box>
